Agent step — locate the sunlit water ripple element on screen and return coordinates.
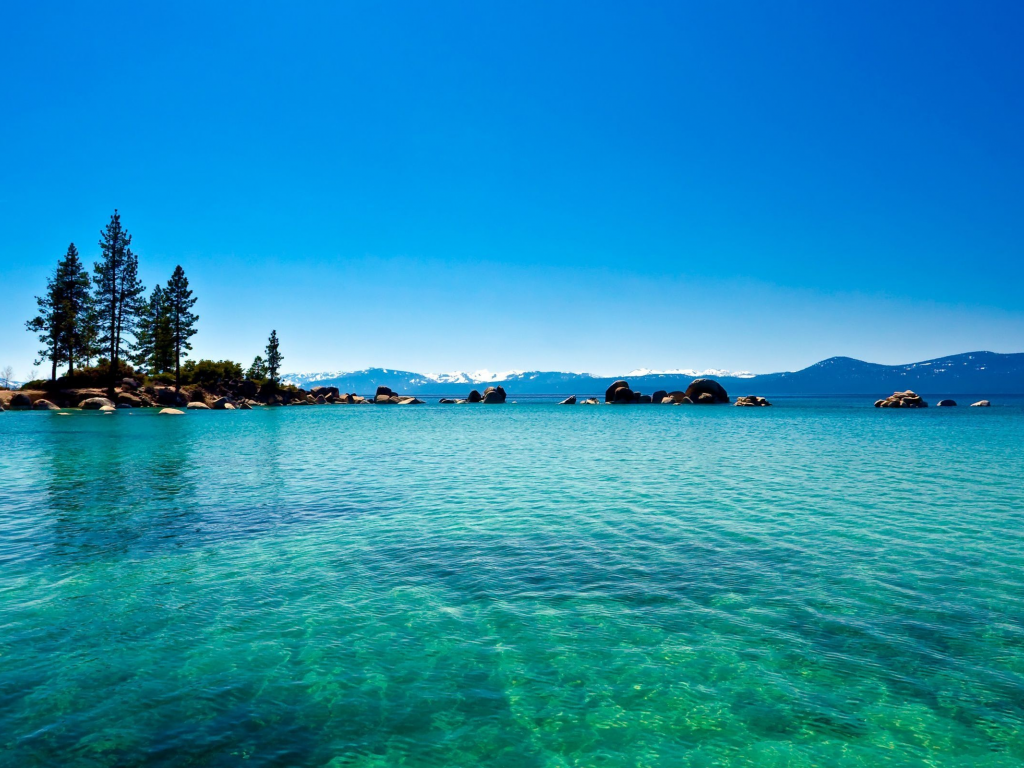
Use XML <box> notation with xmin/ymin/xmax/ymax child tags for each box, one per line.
<box><xmin>2</xmin><ymin>398</ymin><xmax>1023</xmax><ymax>766</ymax></box>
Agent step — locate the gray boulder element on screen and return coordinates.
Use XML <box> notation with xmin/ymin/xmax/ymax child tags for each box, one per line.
<box><xmin>559</xmin><ymin>395</ymin><xmax>577</xmax><ymax>405</ymax></box>
<box><xmin>80</xmin><ymin>397</ymin><xmax>114</xmax><ymax>410</ymax></box>
<box><xmin>937</xmin><ymin>399</ymin><xmax>957</xmax><ymax>407</ymax></box>
<box><xmin>33</xmin><ymin>399</ymin><xmax>60</xmax><ymax>410</ymax></box>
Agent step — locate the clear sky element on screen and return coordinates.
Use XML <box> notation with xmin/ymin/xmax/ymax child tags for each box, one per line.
<box><xmin>2</xmin><ymin>1</ymin><xmax>1023</xmax><ymax>378</ymax></box>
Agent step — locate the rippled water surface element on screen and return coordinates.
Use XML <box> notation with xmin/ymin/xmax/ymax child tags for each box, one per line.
<box><xmin>2</xmin><ymin>399</ymin><xmax>1023</xmax><ymax>767</ymax></box>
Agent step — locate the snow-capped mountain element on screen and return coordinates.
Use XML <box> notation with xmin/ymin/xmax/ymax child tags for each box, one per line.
<box><xmin>279</xmin><ymin>352</ymin><xmax>1024</xmax><ymax>396</ymax></box>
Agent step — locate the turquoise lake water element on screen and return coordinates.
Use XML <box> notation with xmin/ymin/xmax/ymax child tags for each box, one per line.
<box><xmin>2</xmin><ymin>399</ymin><xmax>1023</xmax><ymax>767</ymax></box>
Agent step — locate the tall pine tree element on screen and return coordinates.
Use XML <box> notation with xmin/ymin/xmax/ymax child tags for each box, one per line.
<box><xmin>165</xmin><ymin>266</ymin><xmax>198</xmax><ymax>391</ymax></box>
<box><xmin>94</xmin><ymin>210</ymin><xmax>146</xmax><ymax>394</ymax></box>
<box><xmin>265</xmin><ymin>330</ymin><xmax>283</xmax><ymax>385</ymax></box>
<box><xmin>26</xmin><ymin>244</ymin><xmax>95</xmax><ymax>380</ymax></box>
<box><xmin>25</xmin><ymin>269</ymin><xmax>63</xmax><ymax>382</ymax></box>
<box><xmin>134</xmin><ymin>285</ymin><xmax>175</xmax><ymax>376</ymax></box>
<box><xmin>246</xmin><ymin>355</ymin><xmax>268</xmax><ymax>380</ymax></box>
<box><xmin>56</xmin><ymin>244</ymin><xmax>96</xmax><ymax>378</ymax></box>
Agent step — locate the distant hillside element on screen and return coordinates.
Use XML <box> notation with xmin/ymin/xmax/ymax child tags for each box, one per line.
<box><xmin>282</xmin><ymin>352</ymin><xmax>1024</xmax><ymax>397</ymax></box>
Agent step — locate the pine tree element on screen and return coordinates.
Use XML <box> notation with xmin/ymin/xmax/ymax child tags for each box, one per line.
<box><xmin>56</xmin><ymin>243</ymin><xmax>96</xmax><ymax>378</ymax></box>
<box><xmin>134</xmin><ymin>285</ymin><xmax>175</xmax><ymax>375</ymax></box>
<box><xmin>25</xmin><ymin>269</ymin><xmax>63</xmax><ymax>381</ymax></box>
<box><xmin>26</xmin><ymin>244</ymin><xmax>95</xmax><ymax>380</ymax></box>
<box><xmin>165</xmin><ymin>265</ymin><xmax>199</xmax><ymax>391</ymax></box>
<box><xmin>247</xmin><ymin>355</ymin><xmax>268</xmax><ymax>380</ymax></box>
<box><xmin>94</xmin><ymin>211</ymin><xmax>146</xmax><ymax>394</ymax></box>
<box><xmin>265</xmin><ymin>330</ymin><xmax>283</xmax><ymax>384</ymax></box>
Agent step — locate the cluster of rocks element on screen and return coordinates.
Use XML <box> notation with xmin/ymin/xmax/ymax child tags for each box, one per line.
<box><xmin>559</xmin><ymin>378</ymin><xmax>735</xmax><ymax>405</ymax></box>
<box><xmin>734</xmin><ymin>395</ymin><xmax>772</xmax><ymax>407</ymax></box>
<box><xmin>439</xmin><ymin>386</ymin><xmax>507</xmax><ymax>404</ymax></box>
<box><xmin>372</xmin><ymin>386</ymin><xmax>424</xmax><ymax>404</ymax></box>
<box><xmin>874</xmin><ymin>391</ymin><xmax>928</xmax><ymax>408</ymax></box>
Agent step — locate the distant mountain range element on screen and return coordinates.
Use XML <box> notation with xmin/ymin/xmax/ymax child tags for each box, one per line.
<box><xmin>282</xmin><ymin>351</ymin><xmax>1024</xmax><ymax>396</ymax></box>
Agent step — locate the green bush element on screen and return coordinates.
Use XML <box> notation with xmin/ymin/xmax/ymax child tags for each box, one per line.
<box><xmin>181</xmin><ymin>359</ymin><xmax>244</xmax><ymax>386</ymax></box>
<box><xmin>50</xmin><ymin>361</ymin><xmax>139</xmax><ymax>390</ymax></box>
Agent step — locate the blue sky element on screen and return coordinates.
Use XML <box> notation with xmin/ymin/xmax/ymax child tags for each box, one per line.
<box><xmin>2</xmin><ymin>1</ymin><xmax>1023</xmax><ymax>378</ymax></box>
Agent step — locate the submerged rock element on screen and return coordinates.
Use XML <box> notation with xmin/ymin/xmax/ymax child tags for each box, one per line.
<box><xmin>937</xmin><ymin>399</ymin><xmax>957</xmax><ymax>407</ymax></box>
<box><xmin>735</xmin><ymin>395</ymin><xmax>771</xmax><ymax>407</ymax></box>
<box><xmin>159</xmin><ymin>407</ymin><xmax>184</xmax><ymax>415</ymax></box>
<box><xmin>581</xmin><ymin>398</ymin><xmax>600</xmax><ymax>405</ymax></box>
<box><xmin>971</xmin><ymin>400</ymin><xmax>991</xmax><ymax>407</ymax></box>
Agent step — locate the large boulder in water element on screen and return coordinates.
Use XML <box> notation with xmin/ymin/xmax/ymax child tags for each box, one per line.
<box><xmin>606</xmin><ymin>381</ymin><xmax>634</xmax><ymax>403</ymax></box>
<box><xmin>874</xmin><ymin>391</ymin><xmax>927</xmax><ymax>408</ymax></box>
<box><xmin>80</xmin><ymin>396</ymin><xmax>114</xmax><ymax>410</ymax></box>
<box><xmin>559</xmin><ymin>395</ymin><xmax>577</xmax><ymax>405</ymax></box>
<box><xmin>33</xmin><ymin>398</ymin><xmax>60</xmax><ymax>410</ymax></box>
<box><xmin>375</xmin><ymin>386</ymin><xmax>395</xmax><ymax>399</ymax></box>
<box><xmin>481</xmin><ymin>386</ymin><xmax>506</xmax><ymax>404</ymax></box>
<box><xmin>684</xmin><ymin>379</ymin><xmax>729</xmax><ymax>404</ymax></box>
<box><xmin>467</xmin><ymin>389</ymin><xmax>483</xmax><ymax>403</ymax></box>
<box><xmin>605</xmin><ymin>380</ymin><xmax>629</xmax><ymax>403</ymax></box>
<box><xmin>937</xmin><ymin>399</ymin><xmax>957</xmax><ymax>407</ymax></box>
<box><xmin>970</xmin><ymin>400</ymin><xmax>991</xmax><ymax>407</ymax></box>
<box><xmin>312</xmin><ymin>386</ymin><xmax>340</xmax><ymax>400</ymax></box>
<box><xmin>9</xmin><ymin>393</ymin><xmax>33</xmax><ymax>410</ymax></box>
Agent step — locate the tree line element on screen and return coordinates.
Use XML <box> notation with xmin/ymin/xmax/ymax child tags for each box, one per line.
<box><xmin>26</xmin><ymin>210</ymin><xmax>284</xmax><ymax>394</ymax></box>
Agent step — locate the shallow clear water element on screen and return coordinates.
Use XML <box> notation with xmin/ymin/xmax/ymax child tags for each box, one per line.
<box><xmin>2</xmin><ymin>399</ymin><xmax>1023</xmax><ymax>767</ymax></box>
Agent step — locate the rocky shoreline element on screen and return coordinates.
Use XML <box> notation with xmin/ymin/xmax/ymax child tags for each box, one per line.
<box><xmin>0</xmin><ymin>377</ymin><xmax>998</xmax><ymax>412</ymax></box>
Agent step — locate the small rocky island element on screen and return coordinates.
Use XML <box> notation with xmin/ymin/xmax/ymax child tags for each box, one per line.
<box><xmin>439</xmin><ymin>386</ymin><xmax>507</xmax><ymax>404</ymax></box>
<box><xmin>874</xmin><ymin>391</ymin><xmax>928</xmax><ymax>408</ymax></box>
